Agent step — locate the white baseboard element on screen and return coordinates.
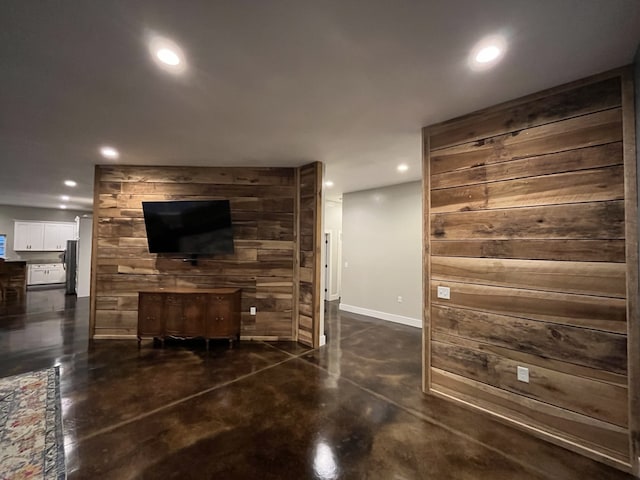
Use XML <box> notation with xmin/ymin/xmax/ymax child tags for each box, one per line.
<box><xmin>338</xmin><ymin>304</ymin><xmax>422</xmax><ymax>329</ymax></box>
<box><xmin>319</xmin><ymin>334</ymin><xmax>326</xmax><ymax>346</ymax></box>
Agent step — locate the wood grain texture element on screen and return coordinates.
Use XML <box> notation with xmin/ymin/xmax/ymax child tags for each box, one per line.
<box><xmin>430</xmin><ymin>239</ymin><xmax>626</xmax><ymax>262</ymax></box>
<box><xmin>431</xmin><ymin>108</ymin><xmax>622</xmax><ymax>176</ymax></box>
<box><xmin>432</xmin><ymin>338</ymin><xmax>628</xmax><ymax>427</ymax></box>
<box><xmin>432</xmin><ymin>305</ymin><xmax>627</xmax><ymax>376</ymax></box>
<box><xmin>423</xmin><ymin>69</ymin><xmax>635</xmax><ymax>471</ymax></box>
<box><xmin>620</xmin><ymin>67</ymin><xmax>640</xmax><ymax>476</ymax></box>
<box><xmin>91</xmin><ymin>165</ymin><xmax>305</xmax><ymax>339</ymax></box>
<box><xmin>431</xmin><ymin>201</ymin><xmax>625</xmax><ymax>240</ymax></box>
<box><xmin>429</xmin><ymin>76</ymin><xmax>622</xmax><ymax>151</ymax></box>
<box><xmin>431</xmin><ymin>142</ymin><xmax>622</xmax><ymax>190</ymax></box>
<box><xmin>296</xmin><ymin>162</ymin><xmax>323</xmax><ymax>347</ymax></box>
<box><xmin>430</xmin><ymin>281</ymin><xmax>626</xmax><ymax>333</ymax></box>
<box><xmin>431</xmin><ymin>165</ymin><xmax>624</xmax><ymax>213</ymax></box>
<box><xmin>431</xmin><ymin>256</ymin><xmax>626</xmax><ymax>298</ymax></box>
<box><xmin>431</xmin><ymin>369</ymin><xmax>630</xmax><ymax>463</ymax></box>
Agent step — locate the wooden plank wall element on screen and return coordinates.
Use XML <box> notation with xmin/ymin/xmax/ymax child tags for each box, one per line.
<box><xmin>423</xmin><ymin>68</ymin><xmax>638</xmax><ymax>473</ymax></box>
<box><xmin>296</xmin><ymin>162</ymin><xmax>323</xmax><ymax>347</ymax></box>
<box><xmin>90</xmin><ymin>165</ymin><xmax>299</xmax><ymax>340</ymax></box>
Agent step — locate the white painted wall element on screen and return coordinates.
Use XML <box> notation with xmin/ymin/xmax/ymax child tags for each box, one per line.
<box><xmin>324</xmin><ymin>199</ymin><xmax>342</xmax><ymax>301</ymax></box>
<box><xmin>340</xmin><ymin>181</ymin><xmax>422</xmax><ymax>328</ymax></box>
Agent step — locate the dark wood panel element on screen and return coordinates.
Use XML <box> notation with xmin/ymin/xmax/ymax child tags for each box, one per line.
<box><xmin>431</xmin><ymin>108</ymin><xmax>622</xmax><ymax>175</ymax></box>
<box><xmin>432</xmin><ymin>340</ymin><xmax>628</xmax><ymax>427</ymax></box>
<box><xmin>92</xmin><ymin>164</ymin><xmax>302</xmax><ymax>340</ymax></box>
<box><xmin>120</xmin><ymin>182</ymin><xmax>295</xmax><ymax>198</ymax></box>
<box><xmin>431</xmin><ymin>256</ymin><xmax>626</xmax><ymax>298</ymax></box>
<box><xmin>430</xmin><ymin>239</ymin><xmax>626</xmax><ymax>263</ymax></box>
<box><xmin>99</xmin><ymin>166</ymin><xmax>294</xmax><ymax>185</ymax></box>
<box><xmin>432</xmin><ymin>305</ymin><xmax>627</xmax><ymax>375</ymax></box>
<box><xmin>431</xmin><ymin>369</ymin><xmax>629</xmax><ymax>461</ymax></box>
<box><xmin>429</xmin><ymin>77</ymin><xmax>622</xmax><ymax>150</ymax></box>
<box><xmin>431</xmin><ymin>201</ymin><xmax>625</xmax><ymax>240</ymax></box>
<box><xmin>430</xmin><ymin>281</ymin><xmax>627</xmax><ymax>333</ymax></box>
<box><xmin>431</xmin><ymin>166</ymin><xmax>624</xmax><ymax>213</ymax></box>
<box><xmin>431</xmin><ymin>142</ymin><xmax>622</xmax><ymax>189</ymax></box>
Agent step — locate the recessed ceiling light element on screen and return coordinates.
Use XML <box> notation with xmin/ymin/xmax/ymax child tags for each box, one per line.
<box><xmin>60</xmin><ymin>195</ymin><xmax>70</xmax><ymax>201</ymax></box>
<box><xmin>469</xmin><ymin>34</ymin><xmax>507</xmax><ymax>70</ymax></box>
<box><xmin>397</xmin><ymin>164</ymin><xmax>409</xmax><ymax>172</ymax></box>
<box><xmin>324</xmin><ymin>181</ymin><xmax>334</xmax><ymax>187</ymax></box>
<box><xmin>148</xmin><ymin>35</ymin><xmax>186</xmax><ymax>73</ymax></box>
<box><xmin>64</xmin><ymin>180</ymin><xmax>77</xmax><ymax>187</ymax></box>
<box><xmin>156</xmin><ymin>48</ymin><xmax>180</xmax><ymax>66</ymax></box>
<box><xmin>99</xmin><ymin>146</ymin><xmax>119</xmax><ymax>159</ymax></box>
<box><xmin>60</xmin><ymin>205</ymin><xmax>67</xmax><ymax>210</ymax></box>
<box><xmin>475</xmin><ymin>46</ymin><xmax>501</xmax><ymax>64</ymax></box>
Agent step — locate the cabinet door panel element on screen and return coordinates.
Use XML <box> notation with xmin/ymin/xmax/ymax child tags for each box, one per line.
<box><xmin>206</xmin><ymin>295</ymin><xmax>235</xmax><ymax>337</ymax></box>
<box><xmin>164</xmin><ymin>295</ymin><xmax>184</xmax><ymax>335</ymax></box>
<box><xmin>14</xmin><ymin>222</ymin><xmax>45</xmax><ymax>250</ymax></box>
<box><xmin>138</xmin><ymin>294</ymin><xmax>165</xmax><ymax>335</ymax></box>
<box><xmin>183</xmin><ymin>294</ymin><xmax>206</xmax><ymax>336</ymax></box>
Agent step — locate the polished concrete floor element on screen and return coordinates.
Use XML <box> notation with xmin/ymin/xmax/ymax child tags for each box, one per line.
<box><xmin>0</xmin><ymin>290</ymin><xmax>633</xmax><ymax>479</ymax></box>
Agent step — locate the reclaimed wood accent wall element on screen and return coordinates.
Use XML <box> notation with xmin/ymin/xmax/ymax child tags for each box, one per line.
<box><xmin>296</xmin><ymin>162</ymin><xmax>323</xmax><ymax>347</ymax></box>
<box><xmin>422</xmin><ymin>67</ymin><xmax>638</xmax><ymax>474</ymax></box>
<box><xmin>90</xmin><ymin>165</ymin><xmax>302</xmax><ymax>341</ymax></box>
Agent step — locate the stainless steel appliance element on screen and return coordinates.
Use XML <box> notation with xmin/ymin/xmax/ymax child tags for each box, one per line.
<box><xmin>64</xmin><ymin>239</ymin><xmax>78</xmax><ymax>295</ymax></box>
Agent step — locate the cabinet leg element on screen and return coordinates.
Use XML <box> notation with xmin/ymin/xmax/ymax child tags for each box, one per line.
<box><xmin>206</xmin><ymin>339</ymin><xmax>210</xmax><ymax>352</ymax></box>
<box><xmin>137</xmin><ymin>337</ymin><xmax>141</xmax><ymax>349</ymax></box>
<box><xmin>160</xmin><ymin>337</ymin><xmax>165</xmax><ymax>349</ymax></box>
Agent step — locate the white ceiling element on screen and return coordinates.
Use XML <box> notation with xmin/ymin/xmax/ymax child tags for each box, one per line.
<box><xmin>1</xmin><ymin>0</ymin><xmax>639</xmax><ymax>210</ymax></box>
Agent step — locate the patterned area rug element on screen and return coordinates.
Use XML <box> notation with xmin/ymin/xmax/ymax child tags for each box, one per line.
<box><xmin>0</xmin><ymin>367</ymin><xmax>65</xmax><ymax>480</ymax></box>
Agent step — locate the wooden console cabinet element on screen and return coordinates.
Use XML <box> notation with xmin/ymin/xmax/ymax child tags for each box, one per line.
<box><xmin>137</xmin><ymin>288</ymin><xmax>241</xmax><ymax>348</ymax></box>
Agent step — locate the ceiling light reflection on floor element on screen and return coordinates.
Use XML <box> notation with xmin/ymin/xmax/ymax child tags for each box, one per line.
<box><xmin>313</xmin><ymin>441</ymin><xmax>339</xmax><ymax>479</ymax></box>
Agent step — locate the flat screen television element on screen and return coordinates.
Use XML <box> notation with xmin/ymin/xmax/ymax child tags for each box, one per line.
<box><xmin>142</xmin><ymin>200</ymin><xmax>234</xmax><ymax>256</ymax></box>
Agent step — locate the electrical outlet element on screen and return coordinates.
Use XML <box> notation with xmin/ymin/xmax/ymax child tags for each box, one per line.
<box><xmin>517</xmin><ymin>366</ymin><xmax>529</xmax><ymax>383</ymax></box>
<box><xmin>397</xmin><ymin>296</ymin><xmax>403</xmax><ymax>303</ymax></box>
<box><xmin>250</xmin><ymin>306</ymin><xmax>256</xmax><ymax>316</ymax></box>
<box><xmin>436</xmin><ymin>286</ymin><xmax>450</xmax><ymax>300</ymax></box>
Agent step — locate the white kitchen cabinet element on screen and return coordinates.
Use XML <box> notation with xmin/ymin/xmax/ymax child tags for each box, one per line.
<box><xmin>28</xmin><ymin>263</ymin><xmax>65</xmax><ymax>285</ymax></box>
<box><xmin>14</xmin><ymin>222</ymin><xmax>45</xmax><ymax>251</ymax></box>
<box><xmin>14</xmin><ymin>221</ymin><xmax>76</xmax><ymax>251</ymax></box>
<box><xmin>43</xmin><ymin>223</ymin><xmax>76</xmax><ymax>250</ymax></box>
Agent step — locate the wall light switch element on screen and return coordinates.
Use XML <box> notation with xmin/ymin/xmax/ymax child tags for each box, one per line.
<box><xmin>436</xmin><ymin>286</ymin><xmax>450</xmax><ymax>300</ymax></box>
<box><xmin>250</xmin><ymin>306</ymin><xmax>257</xmax><ymax>316</ymax></box>
<box><xmin>517</xmin><ymin>366</ymin><xmax>529</xmax><ymax>383</ymax></box>
<box><xmin>397</xmin><ymin>296</ymin><xmax>403</xmax><ymax>303</ymax></box>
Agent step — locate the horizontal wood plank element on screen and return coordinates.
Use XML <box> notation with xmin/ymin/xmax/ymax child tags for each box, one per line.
<box><xmin>431</xmin><ymin>142</ymin><xmax>622</xmax><ymax>189</ymax></box>
<box><xmin>431</xmin><ymin>256</ymin><xmax>626</xmax><ymax>298</ymax></box>
<box><xmin>430</xmin><ymin>281</ymin><xmax>627</xmax><ymax>333</ymax></box>
<box><xmin>430</xmin><ymin>369</ymin><xmax>629</xmax><ymax>461</ymax></box>
<box><xmin>429</xmin><ymin>77</ymin><xmax>622</xmax><ymax>150</ymax></box>
<box><xmin>432</xmin><ymin>339</ymin><xmax>628</xmax><ymax>427</ymax></box>
<box><xmin>430</xmin><ymin>239</ymin><xmax>626</xmax><ymax>263</ymax></box>
<box><xmin>431</xmin><ymin>201</ymin><xmax>625</xmax><ymax>240</ymax></box>
<box><xmin>431</xmin><ymin>165</ymin><xmax>624</xmax><ymax>213</ymax></box>
<box><xmin>431</xmin><ymin>108</ymin><xmax>622</xmax><ymax>175</ymax></box>
<box><xmin>432</xmin><ymin>305</ymin><xmax>627</xmax><ymax>376</ymax></box>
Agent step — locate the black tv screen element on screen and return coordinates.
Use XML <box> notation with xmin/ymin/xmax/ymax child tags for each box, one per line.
<box><xmin>142</xmin><ymin>200</ymin><xmax>234</xmax><ymax>255</ymax></box>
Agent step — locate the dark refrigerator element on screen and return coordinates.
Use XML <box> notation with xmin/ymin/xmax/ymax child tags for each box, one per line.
<box><xmin>64</xmin><ymin>239</ymin><xmax>78</xmax><ymax>295</ymax></box>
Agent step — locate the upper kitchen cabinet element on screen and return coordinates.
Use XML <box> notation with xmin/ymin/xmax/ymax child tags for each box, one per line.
<box><xmin>43</xmin><ymin>222</ymin><xmax>76</xmax><ymax>250</ymax></box>
<box><xmin>14</xmin><ymin>221</ymin><xmax>76</xmax><ymax>251</ymax></box>
<box><xmin>14</xmin><ymin>222</ymin><xmax>45</xmax><ymax>251</ymax></box>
